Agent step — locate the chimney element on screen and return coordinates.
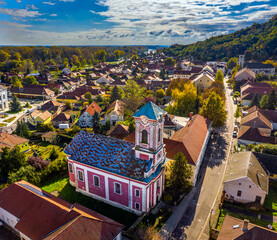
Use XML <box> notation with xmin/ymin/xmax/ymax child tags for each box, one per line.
<box><xmin>189</xmin><ymin>112</ymin><xmax>193</xmax><ymax>120</ymax></box>
<box><xmin>242</xmin><ymin>219</ymin><xmax>249</xmax><ymax>231</ymax></box>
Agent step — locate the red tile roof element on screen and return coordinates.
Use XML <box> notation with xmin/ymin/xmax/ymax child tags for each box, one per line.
<box><xmin>0</xmin><ymin>181</ymin><xmax>123</xmax><ymax>240</ymax></box>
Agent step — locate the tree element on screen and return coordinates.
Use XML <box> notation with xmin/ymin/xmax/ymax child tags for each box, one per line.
<box><xmin>11</xmin><ymin>76</ymin><xmax>23</xmax><ymax>88</ymax></box>
<box><xmin>250</xmin><ymin>93</ymin><xmax>260</xmax><ymax>108</ymax></box>
<box><xmin>233</xmin><ymin>91</ymin><xmax>240</xmax><ymax>103</ymax></box>
<box><xmin>160</xmin><ymin>68</ymin><xmax>166</xmax><ymax>79</ymax></box>
<box><xmin>259</xmin><ymin>94</ymin><xmax>270</xmax><ymax>109</ymax></box>
<box><xmin>164</xmin><ymin>57</ymin><xmax>176</xmax><ymax>66</ymax></box>
<box><xmin>0</xmin><ymin>146</ymin><xmax>26</xmax><ymax>180</ymax></box>
<box><xmin>92</xmin><ymin>112</ymin><xmax>101</xmax><ymax>134</ymax></box>
<box><xmin>226</xmin><ymin>57</ymin><xmax>237</xmax><ymax>70</ymax></box>
<box><xmin>8</xmin><ymin>165</ymin><xmax>40</xmax><ymax>185</ymax></box>
<box><xmin>268</xmin><ymin>89</ymin><xmax>277</xmax><ymax>110</ymax></box>
<box><xmin>27</xmin><ymin>156</ymin><xmax>49</xmax><ymax>170</ymax></box>
<box><xmin>88</xmin><ymin>58</ymin><xmax>93</xmax><ymax>66</ymax></box>
<box><xmin>49</xmin><ymin>147</ymin><xmax>59</xmax><ymax>161</ymax></box>
<box><xmin>168</xmin><ymin>152</ymin><xmax>192</xmax><ymax>199</ymax></box>
<box><xmin>168</xmin><ymin>82</ymin><xmax>198</xmax><ymax>117</ymax></box>
<box><xmin>128</xmin><ymin>121</ymin><xmax>135</xmax><ymax>133</ymax></box>
<box><xmin>156</xmin><ymin>88</ymin><xmax>165</xmax><ymax>99</ymax></box>
<box><xmin>9</xmin><ymin>95</ymin><xmax>22</xmax><ymax>113</ymax></box>
<box><xmin>165</xmin><ymin>78</ymin><xmax>189</xmax><ymax>96</ymax></box>
<box><xmin>84</xmin><ymin>92</ymin><xmax>93</xmax><ymax>104</ymax></box>
<box><xmin>13</xmin><ymin>52</ymin><xmax>21</xmax><ymax>61</ymax></box>
<box><xmin>81</xmin><ymin>59</ymin><xmax>87</xmax><ymax>68</ymax></box>
<box><xmin>215</xmin><ymin>69</ymin><xmax>224</xmax><ymax>84</ymax></box>
<box><xmin>234</xmin><ymin>106</ymin><xmax>241</xmax><ymax>121</ymax></box>
<box><xmin>109</xmin><ymin>86</ymin><xmax>122</xmax><ymax>104</ymax></box>
<box><xmin>123</xmin><ymin>80</ymin><xmax>145</xmax><ymax>112</ymax></box>
<box><xmin>21</xmin><ymin>59</ymin><xmax>34</xmax><ymax>74</ymax></box>
<box><xmin>0</xmin><ymin>50</ymin><xmax>10</xmax><ymax>62</ymax></box>
<box><xmin>94</xmin><ymin>50</ymin><xmax>107</xmax><ymax>62</ymax></box>
<box><xmin>65</xmin><ymin>101</ymin><xmax>73</xmax><ymax>110</ymax></box>
<box><xmin>200</xmin><ymin>92</ymin><xmax>227</xmax><ymax>127</ymax></box>
<box><xmin>24</xmin><ymin>75</ymin><xmax>38</xmax><ymax>85</ymax></box>
<box><xmin>15</xmin><ymin>121</ymin><xmax>30</xmax><ymax>138</ymax></box>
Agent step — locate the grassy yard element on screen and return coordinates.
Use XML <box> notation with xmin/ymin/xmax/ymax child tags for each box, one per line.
<box><xmin>40</xmin><ymin>174</ymin><xmax>138</xmax><ymax>229</ymax></box>
<box><xmin>264</xmin><ymin>181</ymin><xmax>277</xmax><ymax>214</ymax></box>
<box><xmin>30</xmin><ymin>143</ymin><xmax>66</xmax><ymax>159</ymax></box>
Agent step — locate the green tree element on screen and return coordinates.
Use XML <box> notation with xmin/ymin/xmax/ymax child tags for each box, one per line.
<box><xmin>92</xmin><ymin>112</ymin><xmax>101</xmax><ymax>134</ymax></box>
<box><xmin>109</xmin><ymin>86</ymin><xmax>122</xmax><ymax>104</ymax></box>
<box><xmin>233</xmin><ymin>91</ymin><xmax>240</xmax><ymax>103</ymax></box>
<box><xmin>123</xmin><ymin>80</ymin><xmax>145</xmax><ymax>112</ymax></box>
<box><xmin>128</xmin><ymin>121</ymin><xmax>135</xmax><ymax>133</ymax></box>
<box><xmin>11</xmin><ymin>76</ymin><xmax>23</xmax><ymax>88</ymax></box>
<box><xmin>8</xmin><ymin>165</ymin><xmax>40</xmax><ymax>184</ymax></box>
<box><xmin>215</xmin><ymin>69</ymin><xmax>224</xmax><ymax>84</ymax></box>
<box><xmin>0</xmin><ymin>146</ymin><xmax>26</xmax><ymax>180</ymax></box>
<box><xmin>168</xmin><ymin>152</ymin><xmax>192</xmax><ymax>199</ymax></box>
<box><xmin>0</xmin><ymin>50</ymin><xmax>11</xmax><ymax>62</ymax></box>
<box><xmin>24</xmin><ymin>75</ymin><xmax>38</xmax><ymax>85</ymax></box>
<box><xmin>164</xmin><ymin>57</ymin><xmax>176</xmax><ymax>66</ymax></box>
<box><xmin>250</xmin><ymin>93</ymin><xmax>260</xmax><ymax>108</ymax></box>
<box><xmin>15</xmin><ymin>121</ymin><xmax>30</xmax><ymax>138</ymax></box>
<box><xmin>9</xmin><ymin>95</ymin><xmax>22</xmax><ymax>113</ymax></box>
<box><xmin>259</xmin><ymin>94</ymin><xmax>270</xmax><ymax>109</ymax></box>
<box><xmin>49</xmin><ymin>147</ymin><xmax>59</xmax><ymax>161</ymax></box>
<box><xmin>234</xmin><ymin>106</ymin><xmax>241</xmax><ymax>121</ymax></box>
<box><xmin>226</xmin><ymin>57</ymin><xmax>237</xmax><ymax>70</ymax></box>
<box><xmin>88</xmin><ymin>58</ymin><xmax>93</xmax><ymax>66</ymax></box>
<box><xmin>81</xmin><ymin>59</ymin><xmax>87</xmax><ymax>68</ymax></box>
<box><xmin>21</xmin><ymin>59</ymin><xmax>34</xmax><ymax>74</ymax></box>
<box><xmin>166</xmin><ymin>78</ymin><xmax>189</xmax><ymax>96</ymax></box>
<box><xmin>268</xmin><ymin>89</ymin><xmax>277</xmax><ymax>110</ymax></box>
<box><xmin>65</xmin><ymin>101</ymin><xmax>73</xmax><ymax>110</ymax></box>
<box><xmin>95</xmin><ymin>50</ymin><xmax>107</xmax><ymax>62</ymax></box>
<box><xmin>160</xmin><ymin>68</ymin><xmax>166</xmax><ymax>80</ymax></box>
<box><xmin>168</xmin><ymin>82</ymin><xmax>198</xmax><ymax>117</ymax></box>
<box><xmin>200</xmin><ymin>92</ymin><xmax>227</xmax><ymax>127</ymax></box>
<box><xmin>156</xmin><ymin>88</ymin><xmax>165</xmax><ymax>99</ymax></box>
<box><xmin>84</xmin><ymin>92</ymin><xmax>93</xmax><ymax>104</ymax></box>
<box><xmin>13</xmin><ymin>52</ymin><xmax>21</xmax><ymax>61</ymax></box>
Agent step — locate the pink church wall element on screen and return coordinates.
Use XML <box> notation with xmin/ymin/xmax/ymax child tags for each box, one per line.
<box><xmin>87</xmin><ymin>171</ymin><xmax>106</xmax><ymax>198</ymax></box>
<box><xmin>108</xmin><ymin>178</ymin><xmax>129</xmax><ymax>207</ymax></box>
<box><xmin>140</xmin><ymin>153</ymin><xmax>149</xmax><ymax>160</ymax></box>
<box><xmin>76</xmin><ymin>167</ymin><xmax>86</xmax><ymax>191</ymax></box>
<box><xmin>132</xmin><ymin>186</ymin><xmax>142</xmax><ymax>211</ymax></box>
<box><xmin>68</xmin><ymin>160</ymin><xmax>75</xmax><ymax>183</ymax></box>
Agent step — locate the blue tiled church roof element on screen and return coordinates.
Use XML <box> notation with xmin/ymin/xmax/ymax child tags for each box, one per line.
<box><xmin>133</xmin><ymin>101</ymin><xmax>166</xmax><ymax>120</ymax></box>
<box><xmin>64</xmin><ymin>131</ymin><xmax>157</xmax><ymax>182</ymax></box>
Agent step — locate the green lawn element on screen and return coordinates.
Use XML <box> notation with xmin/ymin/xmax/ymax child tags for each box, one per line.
<box><xmin>40</xmin><ymin>174</ymin><xmax>138</xmax><ymax>229</ymax></box>
<box><xmin>30</xmin><ymin>143</ymin><xmax>66</xmax><ymax>159</ymax></box>
<box><xmin>264</xmin><ymin>181</ymin><xmax>277</xmax><ymax>213</ymax></box>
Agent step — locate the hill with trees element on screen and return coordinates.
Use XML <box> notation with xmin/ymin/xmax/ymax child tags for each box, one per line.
<box><xmin>162</xmin><ymin>14</ymin><xmax>277</xmax><ymax>61</ymax></box>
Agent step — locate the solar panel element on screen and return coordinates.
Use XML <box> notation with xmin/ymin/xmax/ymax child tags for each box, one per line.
<box><xmin>18</xmin><ymin>183</ymin><xmax>52</xmax><ymax>198</ymax></box>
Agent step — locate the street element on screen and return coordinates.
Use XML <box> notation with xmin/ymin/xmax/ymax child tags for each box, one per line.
<box><xmin>170</xmin><ymin>78</ymin><xmax>236</xmax><ymax>240</ymax></box>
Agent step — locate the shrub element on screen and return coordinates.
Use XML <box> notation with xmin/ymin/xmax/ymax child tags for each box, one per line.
<box><xmin>27</xmin><ymin>156</ymin><xmax>49</xmax><ymax>170</ymax></box>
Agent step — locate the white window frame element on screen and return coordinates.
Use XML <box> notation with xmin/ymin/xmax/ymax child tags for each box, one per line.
<box><xmin>135</xmin><ymin>202</ymin><xmax>140</xmax><ymax>210</ymax></box>
<box><xmin>135</xmin><ymin>189</ymin><xmax>140</xmax><ymax>197</ymax></box>
<box><xmin>68</xmin><ymin>163</ymin><xmax>73</xmax><ymax>173</ymax></box>
<box><xmin>114</xmin><ymin>182</ymin><xmax>121</xmax><ymax>195</ymax></box>
<box><xmin>93</xmin><ymin>175</ymin><xmax>100</xmax><ymax>187</ymax></box>
<box><xmin>78</xmin><ymin>170</ymin><xmax>84</xmax><ymax>182</ymax></box>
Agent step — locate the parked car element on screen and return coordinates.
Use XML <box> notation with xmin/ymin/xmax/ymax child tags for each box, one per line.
<box><xmin>233</xmin><ymin>131</ymin><xmax>237</xmax><ymax>138</ymax></box>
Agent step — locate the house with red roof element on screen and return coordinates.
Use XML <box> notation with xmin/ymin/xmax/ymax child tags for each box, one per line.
<box><xmin>65</xmin><ymin>101</ymin><xmax>167</xmax><ymax>214</ymax></box>
<box><xmin>79</xmin><ymin>102</ymin><xmax>102</xmax><ymax>128</ymax></box>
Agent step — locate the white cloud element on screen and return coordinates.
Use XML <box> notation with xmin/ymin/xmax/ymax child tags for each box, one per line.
<box><xmin>16</xmin><ymin>0</ymin><xmax>22</xmax><ymax>3</ymax></box>
<box><xmin>50</xmin><ymin>13</ymin><xmax>58</xmax><ymax>17</ymax></box>
<box><xmin>0</xmin><ymin>8</ymin><xmax>42</xmax><ymax>18</ymax></box>
<box><xmin>26</xmin><ymin>4</ymin><xmax>39</xmax><ymax>10</ymax></box>
<box><xmin>59</xmin><ymin>0</ymin><xmax>75</xmax><ymax>2</ymax></box>
<box><xmin>42</xmin><ymin>1</ymin><xmax>56</xmax><ymax>5</ymax></box>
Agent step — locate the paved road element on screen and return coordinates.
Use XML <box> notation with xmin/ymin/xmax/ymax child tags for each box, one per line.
<box><xmin>170</xmin><ymin>78</ymin><xmax>236</xmax><ymax>240</ymax></box>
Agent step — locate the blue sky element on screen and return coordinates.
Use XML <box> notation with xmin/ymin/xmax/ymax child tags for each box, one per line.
<box><xmin>0</xmin><ymin>0</ymin><xmax>276</xmax><ymax>45</ymax></box>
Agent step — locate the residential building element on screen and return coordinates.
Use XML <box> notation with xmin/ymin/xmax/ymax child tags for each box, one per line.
<box><xmin>28</xmin><ymin>110</ymin><xmax>52</xmax><ymax>126</ymax></box>
<box><xmin>0</xmin><ymin>85</ymin><xmax>8</xmax><ymax>110</ymax></box>
<box><xmin>223</xmin><ymin>152</ymin><xmax>268</xmax><ymax>205</ymax></box>
<box><xmin>234</xmin><ymin>68</ymin><xmax>255</xmax><ymax>82</ymax></box>
<box><xmin>79</xmin><ymin>102</ymin><xmax>102</xmax><ymax>128</ymax></box>
<box><xmin>40</xmin><ymin>100</ymin><xmax>65</xmax><ymax>117</ymax></box>
<box><xmin>0</xmin><ymin>181</ymin><xmax>123</xmax><ymax>240</ymax></box>
<box><xmin>104</xmin><ymin>100</ymin><xmax>125</xmax><ymax>126</ymax></box>
<box><xmin>96</xmin><ymin>75</ymin><xmax>114</xmax><ymax>85</ymax></box>
<box><xmin>245</xmin><ymin>62</ymin><xmax>275</xmax><ymax>76</ymax></box>
<box><xmin>191</xmin><ymin>71</ymin><xmax>215</xmax><ymax>90</ymax></box>
<box><xmin>107</xmin><ymin>124</ymin><xmax>130</xmax><ymax>139</ymax></box>
<box><xmin>65</xmin><ymin>101</ymin><xmax>167</xmax><ymax>214</ymax></box>
<box><xmin>52</xmin><ymin>112</ymin><xmax>71</xmax><ymax>128</ymax></box>
<box><xmin>217</xmin><ymin>215</ymin><xmax>277</xmax><ymax>240</ymax></box>
<box><xmin>11</xmin><ymin>85</ymin><xmax>55</xmax><ymax>100</ymax></box>
<box><xmin>238</xmin><ymin>107</ymin><xmax>277</xmax><ymax>145</ymax></box>
<box><xmin>41</xmin><ymin>131</ymin><xmax>58</xmax><ymax>143</ymax></box>
<box><xmin>0</xmin><ymin>133</ymin><xmax>29</xmax><ymax>152</ymax></box>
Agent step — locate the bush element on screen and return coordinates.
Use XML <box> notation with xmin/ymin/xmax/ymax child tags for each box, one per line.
<box><xmin>27</xmin><ymin>156</ymin><xmax>49</xmax><ymax>170</ymax></box>
<box><xmin>163</xmin><ymin>194</ymin><xmax>173</xmax><ymax>203</ymax></box>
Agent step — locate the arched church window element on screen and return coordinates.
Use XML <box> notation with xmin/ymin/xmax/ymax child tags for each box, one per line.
<box><xmin>142</xmin><ymin>130</ymin><xmax>148</xmax><ymax>144</ymax></box>
<box><xmin>158</xmin><ymin>128</ymin><xmax>161</xmax><ymax>142</ymax></box>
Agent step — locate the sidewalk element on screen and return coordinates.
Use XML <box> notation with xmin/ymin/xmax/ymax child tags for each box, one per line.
<box><xmin>159</xmin><ymin>187</ymin><xmax>197</xmax><ymax>239</ymax></box>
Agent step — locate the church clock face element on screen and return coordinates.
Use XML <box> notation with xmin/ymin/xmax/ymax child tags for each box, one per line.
<box><xmin>141</xmin><ymin>116</ymin><xmax>148</xmax><ymax>125</ymax></box>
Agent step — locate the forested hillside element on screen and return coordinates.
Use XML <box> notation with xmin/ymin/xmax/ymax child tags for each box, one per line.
<box><xmin>163</xmin><ymin>14</ymin><xmax>277</xmax><ymax>61</ymax></box>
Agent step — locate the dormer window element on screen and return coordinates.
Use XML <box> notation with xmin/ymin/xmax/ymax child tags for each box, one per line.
<box><xmin>142</xmin><ymin>130</ymin><xmax>148</xmax><ymax>144</ymax></box>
